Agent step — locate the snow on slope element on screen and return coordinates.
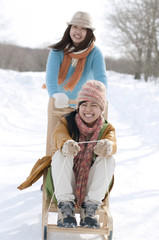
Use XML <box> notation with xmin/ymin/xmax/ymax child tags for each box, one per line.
<box><xmin>0</xmin><ymin>69</ymin><xmax>159</xmax><ymax>240</ymax></box>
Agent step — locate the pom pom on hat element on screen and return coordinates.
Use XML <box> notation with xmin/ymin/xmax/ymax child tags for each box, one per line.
<box><xmin>77</xmin><ymin>80</ymin><xmax>106</xmax><ymax>110</ymax></box>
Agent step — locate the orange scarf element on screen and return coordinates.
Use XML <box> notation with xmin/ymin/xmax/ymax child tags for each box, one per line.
<box><xmin>58</xmin><ymin>42</ymin><xmax>94</xmax><ymax>91</ymax></box>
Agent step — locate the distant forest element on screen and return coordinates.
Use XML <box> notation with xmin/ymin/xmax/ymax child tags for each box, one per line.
<box><xmin>0</xmin><ymin>43</ymin><xmax>135</xmax><ymax>75</ymax></box>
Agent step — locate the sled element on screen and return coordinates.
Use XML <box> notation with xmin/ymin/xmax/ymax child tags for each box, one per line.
<box><xmin>42</xmin><ymin>99</ymin><xmax>113</xmax><ymax>240</ymax></box>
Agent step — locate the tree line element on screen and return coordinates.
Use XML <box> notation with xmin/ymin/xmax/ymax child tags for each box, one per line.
<box><xmin>0</xmin><ymin>43</ymin><xmax>138</xmax><ymax>76</ymax></box>
<box><xmin>0</xmin><ymin>43</ymin><xmax>49</xmax><ymax>72</ymax></box>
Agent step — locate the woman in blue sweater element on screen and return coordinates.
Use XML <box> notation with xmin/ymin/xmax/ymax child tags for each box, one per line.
<box><xmin>45</xmin><ymin>11</ymin><xmax>107</xmax><ymax>156</ymax></box>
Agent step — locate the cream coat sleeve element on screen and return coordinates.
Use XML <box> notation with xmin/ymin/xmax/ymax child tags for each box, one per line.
<box><xmin>52</xmin><ymin>117</ymin><xmax>72</xmax><ymax>151</ymax></box>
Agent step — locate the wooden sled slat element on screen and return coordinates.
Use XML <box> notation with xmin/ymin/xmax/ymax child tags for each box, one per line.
<box><xmin>47</xmin><ymin>224</ymin><xmax>109</xmax><ymax>235</ymax></box>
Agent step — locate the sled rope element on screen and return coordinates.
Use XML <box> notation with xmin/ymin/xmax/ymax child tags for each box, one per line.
<box><xmin>104</xmin><ymin>155</ymin><xmax>110</xmax><ymax>202</ymax></box>
<box><xmin>77</xmin><ymin>140</ymin><xmax>100</xmax><ymax>144</ymax></box>
<box><xmin>45</xmin><ymin>155</ymin><xmax>68</xmax><ymax>219</ymax></box>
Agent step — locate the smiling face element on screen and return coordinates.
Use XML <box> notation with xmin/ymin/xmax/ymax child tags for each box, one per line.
<box><xmin>78</xmin><ymin>101</ymin><xmax>102</xmax><ymax>127</ymax></box>
<box><xmin>70</xmin><ymin>25</ymin><xmax>87</xmax><ymax>47</ymax></box>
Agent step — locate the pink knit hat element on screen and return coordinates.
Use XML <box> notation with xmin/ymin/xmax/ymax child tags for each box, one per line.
<box><xmin>77</xmin><ymin>80</ymin><xmax>106</xmax><ymax>110</ymax></box>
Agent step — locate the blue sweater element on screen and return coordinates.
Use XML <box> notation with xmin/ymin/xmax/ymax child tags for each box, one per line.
<box><xmin>46</xmin><ymin>46</ymin><xmax>107</xmax><ymax>100</ymax></box>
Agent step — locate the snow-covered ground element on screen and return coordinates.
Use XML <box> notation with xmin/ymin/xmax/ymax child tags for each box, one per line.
<box><xmin>0</xmin><ymin>69</ymin><xmax>159</xmax><ymax>240</ymax></box>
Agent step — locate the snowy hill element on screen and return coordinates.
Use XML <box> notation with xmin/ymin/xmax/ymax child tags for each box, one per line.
<box><xmin>0</xmin><ymin>69</ymin><xmax>159</xmax><ymax>240</ymax></box>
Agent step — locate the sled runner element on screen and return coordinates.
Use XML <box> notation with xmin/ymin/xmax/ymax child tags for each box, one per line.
<box><xmin>42</xmin><ymin>98</ymin><xmax>113</xmax><ymax>240</ymax></box>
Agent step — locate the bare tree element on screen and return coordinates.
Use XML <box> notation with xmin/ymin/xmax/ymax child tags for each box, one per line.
<box><xmin>105</xmin><ymin>0</ymin><xmax>159</xmax><ymax>81</ymax></box>
<box><xmin>141</xmin><ymin>0</ymin><xmax>159</xmax><ymax>81</ymax></box>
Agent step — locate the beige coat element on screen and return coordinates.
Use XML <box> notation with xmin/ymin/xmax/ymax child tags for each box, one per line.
<box><xmin>17</xmin><ymin>155</ymin><xmax>52</xmax><ymax>190</ymax></box>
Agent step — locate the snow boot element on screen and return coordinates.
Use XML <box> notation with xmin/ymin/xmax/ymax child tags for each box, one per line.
<box><xmin>57</xmin><ymin>201</ymin><xmax>77</xmax><ymax>228</ymax></box>
<box><xmin>80</xmin><ymin>201</ymin><xmax>100</xmax><ymax>228</ymax></box>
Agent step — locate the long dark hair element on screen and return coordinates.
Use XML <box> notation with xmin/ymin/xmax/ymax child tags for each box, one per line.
<box><xmin>49</xmin><ymin>25</ymin><xmax>96</xmax><ymax>53</ymax></box>
<box><xmin>64</xmin><ymin>101</ymin><xmax>86</xmax><ymax>141</ymax></box>
<box><xmin>65</xmin><ymin>110</ymin><xmax>79</xmax><ymax>141</ymax></box>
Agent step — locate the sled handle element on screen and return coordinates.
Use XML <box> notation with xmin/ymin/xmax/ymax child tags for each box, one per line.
<box><xmin>52</xmin><ymin>98</ymin><xmax>77</xmax><ymax>106</ymax></box>
<box><xmin>68</xmin><ymin>99</ymin><xmax>77</xmax><ymax>105</ymax></box>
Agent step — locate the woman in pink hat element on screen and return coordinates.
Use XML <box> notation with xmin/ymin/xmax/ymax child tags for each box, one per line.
<box><xmin>51</xmin><ymin>80</ymin><xmax>117</xmax><ymax>229</ymax></box>
<box><xmin>44</xmin><ymin>11</ymin><xmax>107</xmax><ymax>156</ymax></box>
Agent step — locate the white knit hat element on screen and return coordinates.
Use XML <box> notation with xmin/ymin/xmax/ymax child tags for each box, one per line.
<box><xmin>67</xmin><ymin>11</ymin><xmax>95</xmax><ymax>31</ymax></box>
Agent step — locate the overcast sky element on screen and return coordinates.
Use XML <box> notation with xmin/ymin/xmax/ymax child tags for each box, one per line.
<box><xmin>1</xmin><ymin>0</ymin><xmax>116</xmax><ymax>57</ymax></box>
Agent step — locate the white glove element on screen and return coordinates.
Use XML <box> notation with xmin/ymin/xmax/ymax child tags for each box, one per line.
<box><xmin>52</xmin><ymin>93</ymin><xmax>69</xmax><ymax>108</ymax></box>
<box><xmin>62</xmin><ymin>140</ymin><xmax>80</xmax><ymax>157</ymax></box>
<box><xmin>94</xmin><ymin>139</ymin><xmax>112</xmax><ymax>158</ymax></box>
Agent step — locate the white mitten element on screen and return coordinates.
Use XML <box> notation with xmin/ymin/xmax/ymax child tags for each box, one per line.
<box><xmin>94</xmin><ymin>139</ymin><xmax>112</xmax><ymax>158</ymax></box>
<box><xmin>52</xmin><ymin>93</ymin><xmax>69</xmax><ymax>108</ymax></box>
<box><xmin>62</xmin><ymin>140</ymin><xmax>80</xmax><ymax>157</ymax></box>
